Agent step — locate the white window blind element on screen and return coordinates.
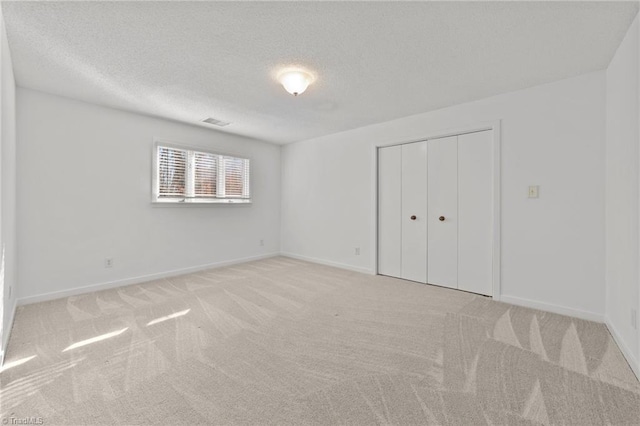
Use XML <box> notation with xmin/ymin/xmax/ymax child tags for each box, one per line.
<box><xmin>154</xmin><ymin>144</ymin><xmax>250</xmax><ymax>203</ymax></box>
<box><xmin>157</xmin><ymin>147</ymin><xmax>187</xmax><ymax>199</ymax></box>
<box><xmin>222</xmin><ymin>156</ymin><xmax>250</xmax><ymax>198</ymax></box>
<box><xmin>194</xmin><ymin>151</ymin><xmax>218</xmax><ymax>198</ymax></box>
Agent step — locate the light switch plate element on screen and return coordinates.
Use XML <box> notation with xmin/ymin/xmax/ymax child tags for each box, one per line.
<box><xmin>528</xmin><ymin>185</ymin><xmax>539</xmax><ymax>198</ymax></box>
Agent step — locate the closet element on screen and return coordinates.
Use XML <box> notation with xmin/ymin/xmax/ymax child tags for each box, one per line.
<box><xmin>377</xmin><ymin>130</ymin><xmax>493</xmax><ymax>296</ymax></box>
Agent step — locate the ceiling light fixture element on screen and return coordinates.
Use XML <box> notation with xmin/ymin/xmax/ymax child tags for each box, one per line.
<box><xmin>278</xmin><ymin>70</ymin><xmax>314</xmax><ymax>96</ymax></box>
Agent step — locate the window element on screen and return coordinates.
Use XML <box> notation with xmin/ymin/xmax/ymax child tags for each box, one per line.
<box><xmin>153</xmin><ymin>143</ymin><xmax>250</xmax><ymax>203</ymax></box>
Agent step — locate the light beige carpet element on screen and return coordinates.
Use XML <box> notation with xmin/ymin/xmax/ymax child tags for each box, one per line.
<box><xmin>1</xmin><ymin>257</ymin><xmax>639</xmax><ymax>425</ymax></box>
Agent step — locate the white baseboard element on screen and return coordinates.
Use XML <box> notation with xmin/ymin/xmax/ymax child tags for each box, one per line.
<box><xmin>17</xmin><ymin>253</ymin><xmax>280</xmax><ymax>306</ymax></box>
<box><xmin>499</xmin><ymin>295</ymin><xmax>604</xmax><ymax>323</ymax></box>
<box><xmin>280</xmin><ymin>252</ymin><xmax>374</xmax><ymax>275</ymax></box>
<box><xmin>1</xmin><ymin>297</ymin><xmax>17</xmax><ymax>366</ymax></box>
<box><xmin>604</xmin><ymin>316</ymin><xmax>640</xmax><ymax>381</ymax></box>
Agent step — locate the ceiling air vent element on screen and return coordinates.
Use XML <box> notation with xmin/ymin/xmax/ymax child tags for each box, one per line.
<box><xmin>201</xmin><ymin>117</ymin><xmax>230</xmax><ymax>127</ymax></box>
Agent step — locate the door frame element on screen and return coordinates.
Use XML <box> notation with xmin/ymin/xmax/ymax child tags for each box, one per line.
<box><xmin>372</xmin><ymin>120</ymin><xmax>502</xmax><ymax>300</ymax></box>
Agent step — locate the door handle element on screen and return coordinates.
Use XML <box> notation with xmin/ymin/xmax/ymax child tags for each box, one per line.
<box><xmin>410</xmin><ymin>215</ymin><xmax>417</xmax><ymax>220</ymax></box>
<box><xmin>439</xmin><ymin>216</ymin><xmax>445</xmax><ymax>221</ymax></box>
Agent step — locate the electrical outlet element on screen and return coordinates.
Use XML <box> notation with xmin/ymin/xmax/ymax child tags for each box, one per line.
<box><xmin>105</xmin><ymin>258</ymin><xmax>114</xmax><ymax>268</ymax></box>
<box><xmin>259</xmin><ymin>239</ymin><xmax>264</xmax><ymax>246</ymax></box>
<box><xmin>355</xmin><ymin>247</ymin><xmax>360</xmax><ymax>255</ymax></box>
<box><xmin>528</xmin><ymin>185</ymin><xmax>539</xmax><ymax>198</ymax></box>
<box><xmin>632</xmin><ymin>308</ymin><xmax>638</xmax><ymax>330</ymax></box>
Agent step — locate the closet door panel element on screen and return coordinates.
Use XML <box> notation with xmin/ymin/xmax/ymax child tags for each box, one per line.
<box><xmin>458</xmin><ymin>131</ymin><xmax>493</xmax><ymax>296</ymax></box>
<box><xmin>401</xmin><ymin>141</ymin><xmax>428</xmax><ymax>283</ymax></box>
<box><xmin>427</xmin><ymin>136</ymin><xmax>458</xmax><ymax>288</ymax></box>
<box><xmin>377</xmin><ymin>145</ymin><xmax>402</xmax><ymax>278</ymax></box>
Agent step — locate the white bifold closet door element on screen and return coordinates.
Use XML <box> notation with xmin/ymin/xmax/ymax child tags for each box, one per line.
<box><xmin>378</xmin><ymin>130</ymin><xmax>492</xmax><ymax>296</ymax></box>
<box><xmin>377</xmin><ymin>145</ymin><xmax>402</xmax><ymax>278</ymax></box>
<box><xmin>427</xmin><ymin>136</ymin><xmax>458</xmax><ymax>289</ymax></box>
<box><xmin>401</xmin><ymin>142</ymin><xmax>428</xmax><ymax>283</ymax></box>
<box><xmin>426</xmin><ymin>132</ymin><xmax>492</xmax><ymax>295</ymax></box>
<box><xmin>457</xmin><ymin>131</ymin><xmax>493</xmax><ymax>295</ymax></box>
<box><xmin>378</xmin><ymin>141</ymin><xmax>427</xmax><ymax>283</ymax></box>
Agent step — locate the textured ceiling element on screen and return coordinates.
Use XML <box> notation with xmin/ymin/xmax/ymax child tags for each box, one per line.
<box><xmin>3</xmin><ymin>1</ymin><xmax>638</xmax><ymax>144</ymax></box>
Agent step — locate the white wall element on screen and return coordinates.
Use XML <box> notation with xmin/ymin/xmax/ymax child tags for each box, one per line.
<box><xmin>17</xmin><ymin>88</ymin><xmax>281</xmax><ymax>302</ymax></box>
<box><xmin>282</xmin><ymin>71</ymin><xmax>606</xmax><ymax>319</ymax></box>
<box><xmin>0</xmin><ymin>8</ymin><xmax>17</xmax><ymax>360</ymax></box>
<box><xmin>605</xmin><ymin>15</ymin><xmax>640</xmax><ymax>377</ymax></box>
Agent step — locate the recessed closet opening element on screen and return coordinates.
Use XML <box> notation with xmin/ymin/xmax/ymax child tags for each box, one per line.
<box><xmin>375</xmin><ymin>123</ymin><xmax>501</xmax><ymax>297</ymax></box>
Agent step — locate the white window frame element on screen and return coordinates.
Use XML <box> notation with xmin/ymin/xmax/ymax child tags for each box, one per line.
<box><xmin>152</xmin><ymin>140</ymin><xmax>251</xmax><ymax>204</ymax></box>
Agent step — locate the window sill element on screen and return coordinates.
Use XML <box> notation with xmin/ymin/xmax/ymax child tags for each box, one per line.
<box><xmin>152</xmin><ymin>198</ymin><xmax>252</xmax><ymax>205</ymax></box>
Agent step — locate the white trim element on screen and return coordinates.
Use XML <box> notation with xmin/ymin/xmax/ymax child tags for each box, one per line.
<box><xmin>152</xmin><ymin>138</ymin><xmax>254</xmax><ymax>162</ymax></box>
<box><xmin>374</xmin><ymin>121</ymin><xmax>497</xmax><ymax>149</ymax></box>
<box><xmin>280</xmin><ymin>252</ymin><xmax>375</xmax><ymax>275</ymax></box>
<box><xmin>371</xmin><ymin>144</ymin><xmax>379</xmax><ymax>283</ymax></box>
<box><xmin>500</xmin><ymin>294</ymin><xmax>604</xmax><ymax>323</ymax></box>
<box><xmin>17</xmin><ymin>253</ymin><xmax>279</xmax><ymax>306</ymax></box>
<box><xmin>153</xmin><ymin>198</ymin><xmax>252</xmax><ymax>205</ymax></box>
<box><xmin>372</xmin><ymin>120</ymin><xmax>502</xmax><ymax>299</ymax></box>
<box><xmin>605</xmin><ymin>316</ymin><xmax>640</xmax><ymax>381</ymax></box>
<box><xmin>491</xmin><ymin>121</ymin><xmax>502</xmax><ymax>300</ymax></box>
<box><xmin>1</xmin><ymin>297</ymin><xmax>17</xmax><ymax>366</ymax></box>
